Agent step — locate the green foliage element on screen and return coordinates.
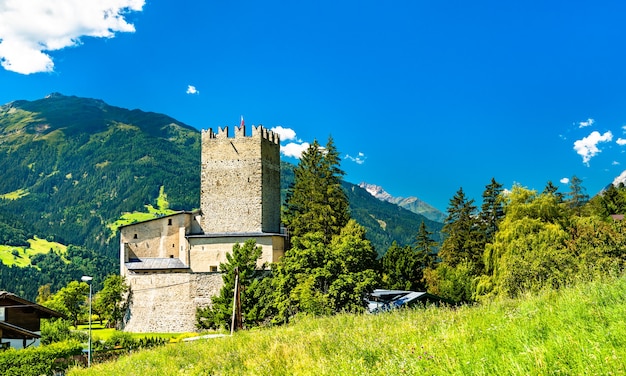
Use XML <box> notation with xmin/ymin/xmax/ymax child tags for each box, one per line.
<box><xmin>283</xmin><ymin>137</ymin><xmax>350</xmax><ymax>244</ymax></box>
<box><xmin>439</xmin><ymin>187</ymin><xmax>484</xmax><ymax>271</ymax></box>
<box><xmin>0</xmin><ymin>340</ymin><xmax>83</xmax><ymax>376</ymax></box>
<box><xmin>196</xmin><ymin>240</ymin><xmax>268</xmax><ymax>330</ymax></box>
<box><xmin>479</xmin><ymin>177</ymin><xmax>505</xmax><ymax>242</ymax></box>
<box><xmin>424</xmin><ymin>261</ymin><xmax>477</xmax><ymax>303</ymax></box>
<box><xmin>43</xmin><ymin>280</ymin><xmax>90</xmax><ymax>327</ymax></box>
<box><xmin>566</xmin><ymin>175</ymin><xmax>589</xmax><ymax>215</ymax></box>
<box><xmin>382</xmin><ymin>242</ymin><xmax>416</xmax><ymax>290</ymax></box>
<box><xmin>477</xmin><ymin>185</ymin><xmax>626</xmax><ymax>300</ymax></box>
<box><xmin>273</xmin><ymin>220</ymin><xmax>380</xmax><ymax>321</ymax></box>
<box><xmin>382</xmin><ymin>221</ymin><xmax>437</xmax><ymax>292</ymax></box>
<box><xmin>93</xmin><ymin>275</ymin><xmax>129</xmax><ymax>329</ymax></box>
<box><xmin>589</xmin><ymin>182</ymin><xmax>626</xmax><ymax>217</ymax></box>
<box><xmin>40</xmin><ymin>319</ymin><xmax>87</xmax><ymax>345</ymax></box>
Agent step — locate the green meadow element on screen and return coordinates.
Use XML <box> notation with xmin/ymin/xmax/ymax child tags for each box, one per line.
<box><xmin>0</xmin><ymin>237</ymin><xmax>67</xmax><ymax>268</ymax></box>
<box><xmin>68</xmin><ymin>275</ymin><xmax>626</xmax><ymax>375</ymax></box>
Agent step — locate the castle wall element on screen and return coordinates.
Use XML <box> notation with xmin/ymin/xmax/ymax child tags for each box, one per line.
<box><xmin>188</xmin><ymin>235</ymin><xmax>285</xmax><ymax>272</ymax></box>
<box><xmin>123</xmin><ymin>272</ymin><xmax>222</xmax><ymax>333</ymax></box>
<box><xmin>119</xmin><ymin>212</ymin><xmax>194</xmax><ymax>265</ymax></box>
<box><xmin>200</xmin><ymin>126</ymin><xmax>281</xmax><ymax>233</ymax></box>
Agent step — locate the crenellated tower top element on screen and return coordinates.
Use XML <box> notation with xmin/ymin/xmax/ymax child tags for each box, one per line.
<box><xmin>201</xmin><ymin>125</ymin><xmax>280</xmax><ymax>144</ymax></box>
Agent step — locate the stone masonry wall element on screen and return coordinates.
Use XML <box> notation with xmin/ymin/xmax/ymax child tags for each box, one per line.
<box><xmin>123</xmin><ymin>272</ymin><xmax>222</xmax><ymax>333</ymax></box>
<box><xmin>200</xmin><ymin>125</ymin><xmax>280</xmax><ymax>233</ymax></box>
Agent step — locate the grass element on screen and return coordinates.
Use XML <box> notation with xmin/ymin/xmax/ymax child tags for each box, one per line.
<box><xmin>0</xmin><ymin>188</ymin><xmax>29</xmax><ymax>200</ymax></box>
<box><xmin>0</xmin><ymin>236</ymin><xmax>67</xmax><ymax>267</ymax></box>
<box><xmin>107</xmin><ymin>185</ymin><xmax>176</xmax><ymax>233</ymax></box>
<box><xmin>74</xmin><ymin>323</ymin><xmax>199</xmax><ymax>343</ymax></box>
<box><xmin>68</xmin><ymin>275</ymin><xmax>626</xmax><ymax>375</ymax></box>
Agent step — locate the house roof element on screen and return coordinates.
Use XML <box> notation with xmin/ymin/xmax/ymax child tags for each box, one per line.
<box><xmin>0</xmin><ymin>321</ymin><xmax>40</xmax><ymax>340</ymax></box>
<box><xmin>0</xmin><ymin>291</ymin><xmax>64</xmax><ymax>319</ymax></box>
<box><xmin>125</xmin><ymin>257</ymin><xmax>190</xmax><ymax>271</ymax></box>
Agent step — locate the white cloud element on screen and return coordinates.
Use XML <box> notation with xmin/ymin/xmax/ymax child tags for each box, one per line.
<box><xmin>344</xmin><ymin>152</ymin><xmax>367</xmax><ymax>165</ymax></box>
<box><xmin>617</xmin><ymin>138</ymin><xmax>626</xmax><ymax>146</ymax></box>
<box><xmin>573</xmin><ymin>130</ymin><xmax>613</xmax><ymax>165</ymax></box>
<box><xmin>578</xmin><ymin>118</ymin><xmax>595</xmax><ymax>128</ymax></box>
<box><xmin>560</xmin><ymin>177</ymin><xmax>570</xmax><ymax>184</ymax></box>
<box><xmin>186</xmin><ymin>85</ymin><xmax>199</xmax><ymax>95</ymax></box>
<box><xmin>281</xmin><ymin>142</ymin><xmax>309</xmax><ymax>159</ymax></box>
<box><xmin>0</xmin><ymin>0</ymin><xmax>145</xmax><ymax>74</ymax></box>
<box><xmin>613</xmin><ymin>161</ymin><xmax>620</xmax><ymax>166</ymax></box>
<box><xmin>271</xmin><ymin>126</ymin><xmax>297</xmax><ymax>142</ymax></box>
<box><xmin>613</xmin><ymin>170</ymin><xmax>626</xmax><ymax>186</ymax></box>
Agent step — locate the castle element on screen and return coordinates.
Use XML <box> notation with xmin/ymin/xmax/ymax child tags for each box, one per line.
<box><xmin>119</xmin><ymin>124</ymin><xmax>285</xmax><ymax>333</ymax></box>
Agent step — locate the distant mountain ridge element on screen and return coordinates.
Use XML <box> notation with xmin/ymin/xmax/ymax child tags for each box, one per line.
<box><xmin>612</xmin><ymin>170</ymin><xmax>626</xmax><ymax>187</ymax></box>
<box><xmin>359</xmin><ymin>182</ymin><xmax>447</xmax><ymax>223</ymax></box>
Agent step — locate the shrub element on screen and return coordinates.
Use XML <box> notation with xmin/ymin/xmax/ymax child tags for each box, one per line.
<box><xmin>41</xmin><ymin>319</ymin><xmax>87</xmax><ymax>345</ymax></box>
<box><xmin>0</xmin><ymin>340</ymin><xmax>83</xmax><ymax>376</ymax></box>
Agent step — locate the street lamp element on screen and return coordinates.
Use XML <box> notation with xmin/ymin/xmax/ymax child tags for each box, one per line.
<box><xmin>81</xmin><ymin>275</ymin><xmax>93</xmax><ymax>367</ymax></box>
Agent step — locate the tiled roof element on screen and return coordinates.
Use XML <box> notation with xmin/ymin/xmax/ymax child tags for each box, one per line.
<box><xmin>125</xmin><ymin>258</ymin><xmax>189</xmax><ymax>271</ymax></box>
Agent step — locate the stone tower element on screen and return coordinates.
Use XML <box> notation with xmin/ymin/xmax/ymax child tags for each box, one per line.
<box><xmin>200</xmin><ymin>125</ymin><xmax>281</xmax><ymax>233</ymax></box>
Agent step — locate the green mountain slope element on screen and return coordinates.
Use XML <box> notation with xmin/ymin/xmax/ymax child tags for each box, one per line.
<box><xmin>0</xmin><ymin>94</ymin><xmax>441</xmax><ymax>298</ymax></box>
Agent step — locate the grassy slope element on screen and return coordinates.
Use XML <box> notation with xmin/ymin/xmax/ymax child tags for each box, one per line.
<box><xmin>68</xmin><ymin>276</ymin><xmax>626</xmax><ymax>375</ymax></box>
<box><xmin>0</xmin><ymin>237</ymin><xmax>67</xmax><ymax>267</ymax></box>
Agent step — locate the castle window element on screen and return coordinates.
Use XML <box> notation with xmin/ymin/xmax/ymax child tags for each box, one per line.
<box><xmin>133</xmin><ymin>234</ymin><xmax>138</xmax><ymax>239</ymax></box>
<box><xmin>210</xmin><ymin>266</ymin><xmax>218</xmax><ymax>272</ymax></box>
<box><xmin>168</xmin><ymin>219</ymin><xmax>172</xmax><ymax>225</ymax></box>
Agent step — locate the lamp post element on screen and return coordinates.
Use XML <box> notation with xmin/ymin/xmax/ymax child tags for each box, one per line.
<box><xmin>81</xmin><ymin>275</ymin><xmax>93</xmax><ymax>367</ymax></box>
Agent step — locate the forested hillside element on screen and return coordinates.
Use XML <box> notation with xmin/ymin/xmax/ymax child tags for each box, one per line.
<box><xmin>0</xmin><ymin>94</ymin><xmax>440</xmax><ymax>299</ymax></box>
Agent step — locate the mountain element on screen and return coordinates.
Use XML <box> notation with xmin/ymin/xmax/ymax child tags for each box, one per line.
<box><xmin>0</xmin><ymin>94</ymin><xmax>441</xmax><ymax>298</ymax></box>
<box><xmin>611</xmin><ymin>170</ymin><xmax>626</xmax><ymax>187</ymax></box>
<box><xmin>359</xmin><ymin>182</ymin><xmax>447</xmax><ymax>223</ymax></box>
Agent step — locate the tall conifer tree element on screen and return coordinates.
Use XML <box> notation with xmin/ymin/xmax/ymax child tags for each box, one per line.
<box><xmin>283</xmin><ymin>137</ymin><xmax>350</xmax><ymax>244</ymax></box>
<box><xmin>567</xmin><ymin>175</ymin><xmax>589</xmax><ymax>215</ymax></box>
<box><xmin>439</xmin><ymin>187</ymin><xmax>483</xmax><ymax>272</ymax></box>
<box><xmin>480</xmin><ymin>178</ymin><xmax>505</xmax><ymax>243</ymax></box>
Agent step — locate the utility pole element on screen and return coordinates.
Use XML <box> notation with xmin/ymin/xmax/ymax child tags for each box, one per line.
<box><xmin>230</xmin><ymin>267</ymin><xmax>242</xmax><ymax>334</ymax></box>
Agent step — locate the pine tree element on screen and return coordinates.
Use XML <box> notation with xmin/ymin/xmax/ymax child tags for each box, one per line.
<box><xmin>480</xmin><ymin>178</ymin><xmax>505</xmax><ymax>243</ymax></box>
<box><xmin>283</xmin><ymin>137</ymin><xmax>350</xmax><ymax>244</ymax></box>
<box><xmin>439</xmin><ymin>187</ymin><xmax>483</xmax><ymax>272</ymax></box>
<box><xmin>383</xmin><ymin>222</ymin><xmax>437</xmax><ymax>291</ymax></box>
<box><xmin>414</xmin><ymin>221</ymin><xmax>438</xmax><ymax>272</ymax></box>
<box><xmin>543</xmin><ymin>180</ymin><xmax>564</xmax><ymax>203</ymax></box>
<box><xmin>567</xmin><ymin>175</ymin><xmax>589</xmax><ymax>215</ymax></box>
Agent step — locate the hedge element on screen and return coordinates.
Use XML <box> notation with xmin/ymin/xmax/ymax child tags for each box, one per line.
<box><xmin>0</xmin><ymin>340</ymin><xmax>84</xmax><ymax>376</ymax></box>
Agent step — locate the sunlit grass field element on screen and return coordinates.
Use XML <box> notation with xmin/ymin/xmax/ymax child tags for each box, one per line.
<box><xmin>68</xmin><ymin>275</ymin><xmax>626</xmax><ymax>375</ymax></box>
<box><xmin>74</xmin><ymin>323</ymin><xmax>199</xmax><ymax>343</ymax></box>
<box><xmin>0</xmin><ymin>237</ymin><xmax>67</xmax><ymax>267</ymax></box>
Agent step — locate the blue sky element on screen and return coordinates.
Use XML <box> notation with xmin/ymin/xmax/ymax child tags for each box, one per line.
<box><xmin>2</xmin><ymin>1</ymin><xmax>626</xmax><ymax>212</ymax></box>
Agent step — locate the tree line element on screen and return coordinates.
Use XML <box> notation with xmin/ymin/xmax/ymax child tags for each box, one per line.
<box><xmin>198</xmin><ymin>136</ymin><xmax>626</xmax><ymax>330</ymax></box>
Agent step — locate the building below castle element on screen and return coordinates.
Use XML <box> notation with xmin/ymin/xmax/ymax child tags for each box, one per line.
<box><xmin>119</xmin><ymin>124</ymin><xmax>285</xmax><ymax>333</ymax></box>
